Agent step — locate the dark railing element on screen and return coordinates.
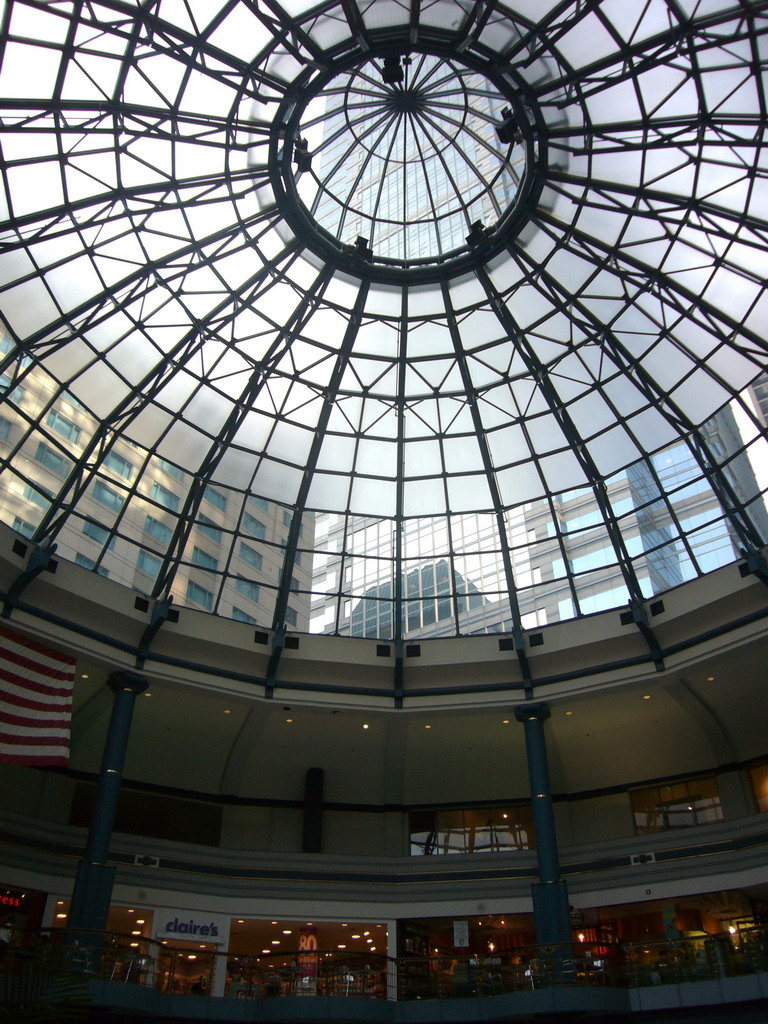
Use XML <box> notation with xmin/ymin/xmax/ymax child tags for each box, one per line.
<box><xmin>2</xmin><ymin>927</ymin><xmax>768</xmax><ymax>1006</ymax></box>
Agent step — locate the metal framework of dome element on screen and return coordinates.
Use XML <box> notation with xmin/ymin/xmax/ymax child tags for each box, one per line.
<box><xmin>0</xmin><ymin>0</ymin><xmax>767</xmax><ymax>665</ymax></box>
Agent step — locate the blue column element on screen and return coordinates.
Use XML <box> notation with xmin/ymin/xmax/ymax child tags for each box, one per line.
<box><xmin>514</xmin><ymin>703</ymin><xmax>571</xmax><ymax>948</ymax></box>
<box><xmin>67</xmin><ymin>671</ymin><xmax>147</xmax><ymax>934</ymax></box>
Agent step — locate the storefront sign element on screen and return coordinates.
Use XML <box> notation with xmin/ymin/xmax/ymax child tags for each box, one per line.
<box><xmin>154</xmin><ymin>910</ymin><xmax>230</xmax><ymax>945</ymax></box>
<box><xmin>297</xmin><ymin>926</ymin><xmax>318</xmax><ymax>993</ymax></box>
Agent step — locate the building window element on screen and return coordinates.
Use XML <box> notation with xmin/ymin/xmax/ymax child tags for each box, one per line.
<box><xmin>197</xmin><ymin>513</ymin><xmax>222</xmax><ymax>542</ymax></box>
<box><xmin>240</xmin><ymin>542</ymin><xmax>262</xmax><ymax>570</ymax></box>
<box><xmin>156</xmin><ymin>456</ymin><xmax>186</xmax><ymax>481</ymax></box>
<box><xmin>23</xmin><ymin>484</ymin><xmax>51</xmax><ymax>510</ymax></box>
<box><xmin>250</xmin><ymin>496</ymin><xmax>268</xmax><ymax>511</ymax></box>
<box><xmin>0</xmin><ymin>415</ymin><xmax>11</xmax><ymax>440</ymax></box>
<box><xmin>75</xmin><ymin>553</ymin><xmax>108</xmax><ymax>577</ymax></box>
<box><xmin>152</xmin><ymin>481</ymin><xmax>180</xmax><ymax>512</ymax></box>
<box><xmin>186</xmin><ymin>580</ymin><xmax>214</xmax><ymax>611</ymax></box>
<box><xmin>93</xmin><ymin>480</ymin><xmax>124</xmax><ymax>512</ymax></box>
<box><xmin>232</xmin><ymin>606</ymin><xmax>257</xmax><ymax>624</ymax></box>
<box><xmin>36</xmin><ymin>441</ymin><xmax>71</xmax><ymax>476</ymax></box>
<box><xmin>631</xmin><ymin>778</ymin><xmax>723</xmax><ymax>834</ymax></box>
<box><xmin>283</xmin><ymin>510</ymin><xmax>292</xmax><ymax>528</ymax></box>
<box><xmin>191</xmin><ymin>546</ymin><xmax>218</xmax><ymax>571</ymax></box>
<box><xmin>47</xmin><ymin>408</ymin><xmax>81</xmax><ymax>444</ymax></box>
<box><xmin>289</xmin><ymin>576</ymin><xmax>300</xmax><ymax>592</ymax></box>
<box><xmin>144</xmin><ymin>515</ymin><xmax>172</xmax><ymax>544</ymax></box>
<box><xmin>234</xmin><ymin>578</ymin><xmax>260</xmax><ymax>602</ymax></box>
<box><xmin>410</xmin><ymin>806</ymin><xmax>534</xmax><ymax>855</ymax></box>
<box><xmin>0</xmin><ymin>376</ymin><xmax>25</xmax><ymax>406</ymax></box>
<box><xmin>104</xmin><ymin>450</ymin><xmax>133</xmax><ymax>480</ymax></box>
<box><xmin>285</xmin><ymin>605</ymin><xmax>297</xmax><ymax>627</ymax></box>
<box><xmin>12</xmin><ymin>516</ymin><xmax>34</xmax><ymax>538</ymax></box>
<box><xmin>83</xmin><ymin>519</ymin><xmax>109</xmax><ymax>544</ymax></box>
<box><xmin>137</xmin><ymin>550</ymin><xmax>161</xmax><ymax>577</ymax></box>
<box><xmin>243</xmin><ymin>513</ymin><xmax>265</xmax><ymax>539</ymax></box>
<box><xmin>750</xmin><ymin>763</ymin><xmax>768</xmax><ymax>812</ymax></box>
<box><xmin>204</xmin><ymin>485</ymin><xmax>227</xmax><ymax>511</ymax></box>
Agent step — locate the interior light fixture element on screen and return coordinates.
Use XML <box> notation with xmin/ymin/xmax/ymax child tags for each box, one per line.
<box><xmin>643</xmin><ymin>695</ymin><xmax>651</xmax><ymax>700</ymax></box>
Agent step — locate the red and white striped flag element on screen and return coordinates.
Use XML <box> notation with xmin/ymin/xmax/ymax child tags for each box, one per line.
<box><xmin>0</xmin><ymin>625</ymin><xmax>75</xmax><ymax>766</ymax></box>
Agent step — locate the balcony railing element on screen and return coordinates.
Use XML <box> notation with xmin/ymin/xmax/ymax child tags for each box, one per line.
<box><xmin>2</xmin><ymin>926</ymin><xmax>768</xmax><ymax>1012</ymax></box>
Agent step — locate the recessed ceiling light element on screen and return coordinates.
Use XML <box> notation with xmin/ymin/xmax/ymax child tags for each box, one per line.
<box><xmin>262</xmin><ymin>949</ymin><xmax>270</xmax><ymax>954</ymax></box>
<box><xmin>285</xmin><ymin>718</ymin><xmax>293</xmax><ymax>723</ymax></box>
<box><xmin>271</xmin><ymin>940</ymin><xmax>280</xmax><ymax>945</ymax></box>
<box><xmin>643</xmin><ymin>694</ymin><xmax>651</xmax><ymax>700</ymax></box>
<box><xmin>81</xmin><ymin>673</ymin><xmax>89</xmax><ymax>679</ymax></box>
<box><xmin>565</xmin><ymin>711</ymin><xmax>573</xmax><ymax>716</ymax></box>
<box><xmin>224</xmin><ymin>709</ymin><xmax>231</xmax><ymax>714</ymax></box>
<box><xmin>144</xmin><ymin>692</ymin><xmax>151</xmax><ymax>697</ymax></box>
<box><xmin>363</xmin><ymin>723</ymin><xmax>369</xmax><ymax>729</ymax></box>
<box><xmin>502</xmin><ymin>719</ymin><xmax>510</xmax><ymax>724</ymax></box>
<box><xmin>424</xmin><ymin>724</ymin><xmax>432</xmax><ymax>729</ymax></box>
<box><xmin>706</xmin><ymin>676</ymin><xmax>715</xmax><ymax>681</ymax></box>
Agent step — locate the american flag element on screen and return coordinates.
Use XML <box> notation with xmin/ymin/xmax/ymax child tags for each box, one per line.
<box><xmin>0</xmin><ymin>625</ymin><xmax>75</xmax><ymax>766</ymax></box>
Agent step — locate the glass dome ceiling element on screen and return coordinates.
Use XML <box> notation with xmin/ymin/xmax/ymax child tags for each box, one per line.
<box><xmin>0</xmin><ymin>0</ymin><xmax>767</xmax><ymax>644</ymax></box>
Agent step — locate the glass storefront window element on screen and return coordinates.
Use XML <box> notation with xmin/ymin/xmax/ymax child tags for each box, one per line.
<box><xmin>631</xmin><ymin>778</ymin><xmax>723</xmax><ymax>834</ymax></box>
<box><xmin>749</xmin><ymin>763</ymin><xmax>768</xmax><ymax>812</ymax></box>
<box><xmin>410</xmin><ymin>806</ymin><xmax>534</xmax><ymax>855</ymax></box>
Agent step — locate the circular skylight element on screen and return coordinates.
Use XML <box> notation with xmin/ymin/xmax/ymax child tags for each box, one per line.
<box><xmin>0</xmin><ymin>0</ymin><xmax>766</xmax><ymax>646</ymax></box>
<box><xmin>291</xmin><ymin>52</ymin><xmax>528</xmax><ymax>266</ymax></box>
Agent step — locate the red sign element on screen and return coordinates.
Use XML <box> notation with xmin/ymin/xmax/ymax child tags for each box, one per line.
<box><xmin>297</xmin><ymin>927</ymin><xmax>318</xmax><ymax>992</ymax></box>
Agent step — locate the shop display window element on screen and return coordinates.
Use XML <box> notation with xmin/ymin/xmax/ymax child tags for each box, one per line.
<box><xmin>630</xmin><ymin>778</ymin><xmax>723</xmax><ymax>834</ymax></box>
<box><xmin>749</xmin><ymin>763</ymin><xmax>768</xmax><ymax>812</ymax></box>
<box><xmin>410</xmin><ymin>805</ymin><xmax>534</xmax><ymax>855</ymax></box>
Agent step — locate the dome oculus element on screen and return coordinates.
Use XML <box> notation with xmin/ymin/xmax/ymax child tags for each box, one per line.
<box><xmin>286</xmin><ymin>53</ymin><xmax>530</xmax><ymax>269</ymax></box>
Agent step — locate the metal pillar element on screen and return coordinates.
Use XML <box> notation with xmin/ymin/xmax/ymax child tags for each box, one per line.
<box><xmin>514</xmin><ymin>703</ymin><xmax>571</xmax><ymax>948</ymax></box>
<box><xmin>67</xmin><ymin>671</ymin><xmax>147</xmax><ymax>934</ymax></box>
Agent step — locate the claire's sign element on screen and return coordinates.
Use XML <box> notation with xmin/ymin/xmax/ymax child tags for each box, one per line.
<box><xmin>154</xmin><ymin>910</ymin><xmax>229</xmax><ymax>945</ymax></box>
